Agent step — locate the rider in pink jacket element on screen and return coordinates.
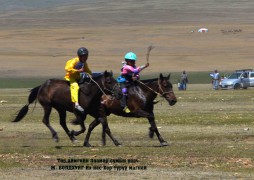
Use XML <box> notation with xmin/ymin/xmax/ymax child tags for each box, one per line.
<box><xmin>117</xmin><ymin>52</ymin><xmax>149</xmax><ymax>113</ymax></box>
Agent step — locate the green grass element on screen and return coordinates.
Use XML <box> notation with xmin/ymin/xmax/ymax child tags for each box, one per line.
<box><xmin>0</xmin><ymin>86</ymin><xmax>254</xmax><ymax>178</ymax></box>
<box><xmin>0</xmin><ymin>71</ymin><xmax>228</xmax><ymax>88</ymax></box>
<box><xmin>142</xmin><ymin>71</ymin><xmax>231</xmax><ymax>84</ymax></box>
<box><xmin>0</xmin><ymin>77</ymin><xmax>52</xmax><ymax>88</ymax></box>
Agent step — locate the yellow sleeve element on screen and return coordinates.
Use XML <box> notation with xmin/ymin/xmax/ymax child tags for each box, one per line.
<box><xmin>65</xmin><ymin>58</ymin><xmax>79</xmax><ymax>74</ymax></box>
<box><xmin>83</xmin><ymin>63</ymin><xmax>92</xmax><ymax>75</ymax></box>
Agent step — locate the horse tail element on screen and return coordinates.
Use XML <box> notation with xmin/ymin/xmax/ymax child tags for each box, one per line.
<box><xmin>12</xmin><ymin>85</ymin><xmax>41</xmax><ymax>122</ymax></box>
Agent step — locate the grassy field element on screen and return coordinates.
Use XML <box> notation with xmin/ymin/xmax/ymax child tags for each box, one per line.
<box><xmin>0</xmin><ymin>71</ymin><xmax>229</xmax><ymax>88</ymax></box>
<box><xmin>1</xmin><ymin>0</ymin><xmax>254</xmax><ymax>179</ymax></box>
<box><xmin>0</xmin><ymin>86</ymin><xmax>254</xmax><ymax>179</ymax></box>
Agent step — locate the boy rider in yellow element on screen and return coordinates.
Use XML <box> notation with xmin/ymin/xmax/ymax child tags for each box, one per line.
<box><xmin>64</xmin><ymin>47</ymin><xmax>92</xmax><ymax>112</ymax></box>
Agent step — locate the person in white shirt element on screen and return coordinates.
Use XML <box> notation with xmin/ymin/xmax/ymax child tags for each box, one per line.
<box><xmin>212</xmin><ymin>69</ymin><xmax>221</xmax><ymax>90</ymax></box>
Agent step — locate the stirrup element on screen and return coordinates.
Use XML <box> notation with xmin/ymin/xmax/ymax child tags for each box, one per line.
<box><xmin>75</xmin><ymin>105</ymin><xmax>84</xmax><ymax>112</ymax></box>
<box><xmin>123</xmin><ymin>106</ymin><xmax>130</xmax><ymax>113</ymax></box>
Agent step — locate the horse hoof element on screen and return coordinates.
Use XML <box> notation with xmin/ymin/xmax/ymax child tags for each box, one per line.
<box><xmin>72</xmin><ymin>138</ymin><xmax>78</xmax><ymax>144</ymax></box>
<box><xmin>84</xmin><ymin>142</ymin><xmax>92</xmax><ymax>147</ymax></box>
<box><xmin>102</xmin><ymin>139</ymin><xmax>106</xmax><ymax>146</ymax></box>
<box><xmin>160</xmin><ymin>141</ymin><xmax>168</xmax><ymax>147</ymax></box>
<box><xmin>114</xmin><ymin>141</ymin><xmax>122</xmax><ymax>146</ymax></box>
<box><xmin>53</xmin><ymin>134</ymin><xmax>59</xmax><ymax>142</ymax></box>
<box><xmin>53</xmin><ymin>138</ymin><xmax>59</xmax><ymax>143</ymax></box>
<box><xmin>149</xmin><ymin>131</ymin><xmax>154</xmax><ymax>139</ymax></box>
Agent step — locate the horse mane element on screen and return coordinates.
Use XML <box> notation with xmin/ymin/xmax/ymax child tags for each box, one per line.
<box><xmin>78</xmin><ymin>72</ymin><xmax>104</xmax><ymax>84</ymax></box>
<box><xmin>91</xmin><ymin>72</ymin><xmax>104</xmax><ymax>81</ymax></box>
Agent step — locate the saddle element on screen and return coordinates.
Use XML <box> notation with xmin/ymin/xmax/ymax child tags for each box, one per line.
<box><xmin>78</xmin><ymin>72</ymin><xmax>104</xmax><ymax>95</ymax></box>
<box><xmin>78</xmin><ymin>72</ymin><xmax>103</xmax><ymax>84</ymax></box>
<box><xmin>127</xmin><ymin>83</ymin><xmax>146</xmax><ymax>107</ymax></box>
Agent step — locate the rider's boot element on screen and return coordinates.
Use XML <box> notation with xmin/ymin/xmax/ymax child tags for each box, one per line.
<box><xmin>74</xmin><ymin>102</ymin><xmax>85</xmax><ymax>113</ymax></box>
<box><xmin>120</xmin><ymin>94</ymin><xmax>130</xmax><ymax>113</ymax></box>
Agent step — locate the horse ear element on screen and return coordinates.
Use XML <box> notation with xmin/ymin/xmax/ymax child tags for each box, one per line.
<box><xmin>104</xmin><ymin>70</ymin><xmax>108</xmax><ymax>77</ymax></box>
<box><xmin>104</xmin><ymin>70</ymin><xmax>113</xmax><ymax>77</ymax></box>
<box><xmin>160</xmin><ymin>73</ymin><xmax>163</xmax><ymax>80</ymax></box>
<box><xmin>167</xmin><ymin>73</ymin><xmax>171</xmax><ymax>80</ymax></box>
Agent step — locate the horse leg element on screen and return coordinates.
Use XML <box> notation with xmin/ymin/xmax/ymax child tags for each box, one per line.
<box><xmin>83</xmin><ymin>118</ymin><xmax>100</xmax><ymax>147</ymax></box>
<box><xmin>70</xmin><ymin>113</ymin><xmax>86</xmax><ymax>137</ymax></box>
<box><xmin>148</xmin><ymin>112</ymin><xmax>155</xmax><ymax>138</ymax></box>
<box><xmin>42</xmin><ymin>106</ymin><xmax>59</xmax><ymax>142</ymax></box>
<box><xmin>57</xmin><ymin>110</ymin><xmax>77</xmax><ymax>143</ymax></box>
<box><xmin>147</xmin><ymin>115</ymin><xmax>168</xmax><ymax>146</ymax></box>
<box><xmin>131</xmin><ymin>110</ymin><xmax>160</xmax><ymax>143</ymax></box>
<box><xmin>148</xmin><ymin>126</ymin><xmax>155</xmax><ymax>138</ymax></box>
<box><xmin>98</xmin><ymin>117</ymin><xmax>121</xmax><ymax>147</ymax></box>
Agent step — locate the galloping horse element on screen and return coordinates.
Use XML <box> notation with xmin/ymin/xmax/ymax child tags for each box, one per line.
<box><xmin>82</xmin><ymin>73</ymin><xmax>177</xmax><ymax>147</ymax></box>
<box><xmin>13</xmin><ymin>71</ymin><xmax>121</xmax><ymax>143</ymax></box>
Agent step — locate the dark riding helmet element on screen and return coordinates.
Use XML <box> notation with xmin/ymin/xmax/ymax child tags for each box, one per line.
<box><xmin>77</xmin><ymin>47</ymin><xmax>89</xmax><ymax>56</ymax></box>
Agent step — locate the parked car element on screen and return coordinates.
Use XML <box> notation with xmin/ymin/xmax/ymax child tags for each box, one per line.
<box><xmin>220</xmin><ymin>69</ymin><xmax>254</xmax><ymax>89</ymax></box>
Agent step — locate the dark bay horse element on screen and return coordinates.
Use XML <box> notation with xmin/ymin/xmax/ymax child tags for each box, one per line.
<box><xmin>82</xmin><ymin>73</ymin><xmax>177</xmax><ymax>147</ymax></box>
<box><xmin>13</xmin><ymin>71</ymin><xmax>121</xmax><ymax>143</ymax></box>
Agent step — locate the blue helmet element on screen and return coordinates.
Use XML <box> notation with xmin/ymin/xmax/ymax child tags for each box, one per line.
<box><xmin>124</xmin><ymin>52</ymin><xmax>137</xmax><ymax>61</ymax></box>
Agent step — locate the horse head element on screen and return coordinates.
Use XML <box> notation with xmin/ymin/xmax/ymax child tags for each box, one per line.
<box><xmin>158</xmin><ymin>73</ymin><xmax>177</xmax><ymax>106</ymax></box>
<box><xmin>101</xmin><ymin>70</ymin><xmax>122</xmax><ymax>99</ymax></box>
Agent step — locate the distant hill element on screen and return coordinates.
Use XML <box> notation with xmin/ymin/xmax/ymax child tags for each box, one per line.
<box><xmin>1</xmin><ymin>0</ymin><xmax>254</xmax><ymax>78</ymax></box>
<box><xmin>1</xmin><ymin>0</ymin><xmax>254</xmax><ymax>29</ymax></box>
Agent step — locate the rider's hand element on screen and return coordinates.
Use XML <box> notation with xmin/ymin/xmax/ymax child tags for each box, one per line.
<box><xmin>132</xmin><ymin>76</ymin><xmax>138</xmax><ymax>81</ymax></box>
<box><xmin>145</xmin><ymin>63</ymin><xmax>149</xmax><ymax>68</ymax></box>
<box><xmin>133</xmin><ymin>69</ymin><xmax>139</xmax><ymax>74</ymax></box>
<box><xmin>77</xmin><ymin>68</ymin><xmax>84</xmax><ymax>72</ymax></box>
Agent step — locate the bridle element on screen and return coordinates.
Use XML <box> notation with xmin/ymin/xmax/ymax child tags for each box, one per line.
<box><xmin>157</xmin><ymin>79</ymin><xmax>174</xmax><ymax>98</ymax></box>
<box><xmin>85</xmin><ymin>74</ymin><xmax>119</xmax><ymax>99</ymax></box>
<box><xmin>101</xmin><ymin>80</ymin><xmax>120</xmax><ymax>97</ymax></box>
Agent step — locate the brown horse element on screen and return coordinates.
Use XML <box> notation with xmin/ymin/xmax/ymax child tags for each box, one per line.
<box><xmin>81</xmin><ymin>73</ymin><xmax>177</xmax><ymax>147</ymax></box>
<box><xmin>13</xmin><ymin>71</ymin><xmax>121</xmax><ymax>143</ymax></box>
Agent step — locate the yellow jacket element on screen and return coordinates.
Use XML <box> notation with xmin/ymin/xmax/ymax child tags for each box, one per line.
<box><xmin>64</xmin><ymin>57</ymin><xmax>92</xmax><ymax>81</ymax></box>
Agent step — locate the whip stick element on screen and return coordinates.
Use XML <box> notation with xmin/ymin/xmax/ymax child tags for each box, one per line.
<box><xmin>146</xmin><ymin>45</ymin><xmax>154</xmax><ymax>63</ymax></box>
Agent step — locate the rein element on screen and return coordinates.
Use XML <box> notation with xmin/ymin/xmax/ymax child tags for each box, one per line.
<box><xmin>101</xmin><ymin>80</ymin><xmax>119</xmax><ymax>96</ymax></box>
<box><xmin>137</xmin><ymin>79</ymin><xmax>173</xmax><ymax>97</ymax></box>
<box><xmin>137</xmin><ymin>80</ymin><xmax>162</xmax><ymax>96</ymax></box>
<box><xmin>86</xmin><ymin>74</ymin><xmax>114</xmax><ymax>100</ymax></box>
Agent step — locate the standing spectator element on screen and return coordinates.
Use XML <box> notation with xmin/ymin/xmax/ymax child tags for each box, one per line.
<box><xmin>180</xmin><ymin>70</ymin><xmax>188</xmax><ymax>90</ymax></box>
<box><xmin>211</xmin><ymin>69</ymin><xmax>221</xmax><ymax>90</ymax></box>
